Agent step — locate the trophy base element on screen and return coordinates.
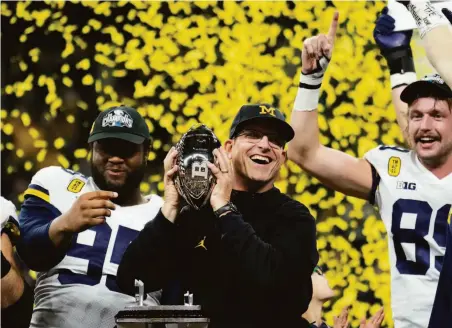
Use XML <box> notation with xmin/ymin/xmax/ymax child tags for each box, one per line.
<box><xmin>115</xmin><ymin>305</ymin><xmax>209</xmax><ymax>328</ymax></box>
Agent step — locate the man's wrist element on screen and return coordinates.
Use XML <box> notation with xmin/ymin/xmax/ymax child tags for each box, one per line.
<box><xmin>390</xmin><ymin>72</ymin><xmax>417</xmax><ymax>89</ymax></box>
<box><xmin>212</xmin><ymin>200</ymin><xmax>229</xmax><ymax>212</ymax></box>
<box><xmin>51</xmin><ymin>215</ymin><xmax>72</xmax><ymax>234</ymax></box>
<box><xmin>293</xmin><ymin>72</ymin><xmax>323</xmax><ymax>112</ymax></box>
<box><xmin>161</xmin><ymin>203</ymin><xmax>178</xmax><ymax>223</ymax></box>
<box><xmin>49</xmin><ymin>216</ymin><xmax>73</xmax><ymax>247</ymax></box>
<box><xmin>406</xmin><ymin>1</ymin><xmax>450</xmax><ymax>38</ymax></box>
<box><xmin>383</xmin><ymin>47</ymin><xmax>415</xmax><ymax>75</ymax></box>
<box><xmin>214</xmin><ymin>202</ymin><xmax>239</xmax><ymax>218</ymax></box>
<box><xmin>218</xmin><ymin>211</ymin><xmax>231</xmax><ymax>218</ymax></box>
<box><xmin>294</xmin><ymin>56</ymin><xmax>329</xmax><ymax>112</ymax></box>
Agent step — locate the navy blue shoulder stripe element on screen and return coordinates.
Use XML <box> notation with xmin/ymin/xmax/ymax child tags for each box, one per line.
<box><xmin>368</xmin><ymin>164</ymin><xmax>380</xmax><ymax>205</ymax></box>
<box><xmin>29</xmin><ymin>184</ymin><xmax>49</xmax><ymax>195</ymax></box>
<box><xmin>21</xmin><ymin>194</ymin><xmax>62</xmax><ymax>218</ymax></box>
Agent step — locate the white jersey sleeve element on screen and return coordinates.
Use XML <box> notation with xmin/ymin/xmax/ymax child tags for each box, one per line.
<box><xmin>24</xmin><ymin>166</ymin><xmax>89</xmax><ymax>214</ymax></box>
<box><xmin>364</xmin><ymin>145</ymin><xmax>452</xmax><ymax>328</ymax></box>
<box><xmin>1</xmin><ymin>196</ymin><xmax>18</xmax><ymax>229</ymax></box>
<box><xmin>364</xmin><ymin>145</ymin><xmax>412</xmax><ymax>206</ymax></box>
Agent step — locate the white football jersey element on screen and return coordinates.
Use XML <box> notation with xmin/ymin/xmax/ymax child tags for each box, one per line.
<box><xmin>365</xmin><ymin>146</ymin><xmax>452</xmax><ymax>328</ymax></box>
<box><xmin>1</xmin><ymin>196</ymin><xmax>18</xmax><ymax>228</ymax></box>
<box><xmin>23</xmin><ymin>166</ymin><xmax>164</xmax><ymax>328</ymax></box>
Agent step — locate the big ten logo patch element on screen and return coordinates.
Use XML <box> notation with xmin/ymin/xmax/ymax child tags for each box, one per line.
<box><xmin>388</xmin><ymin>156</ymin><xmax>401</xmax><ymax>177</ymax></box>
<box><xmin>259</xmin><ymin>105</ymin><xmax>276</xmax><ymax>117</ymax></box>
<box><xmin>192</xmin><ymin>161</ymin><xmax>208</xmax><ymax>179</ymax></box>
<box><xmin>396</xmin><ymin>181</ymin><xmax>417</xmax><ymax>191</ymax></box>
<box><xmin>67</xmin><ymin>178</ymin><xmax>86</xmax><ymax>193</ymax></box>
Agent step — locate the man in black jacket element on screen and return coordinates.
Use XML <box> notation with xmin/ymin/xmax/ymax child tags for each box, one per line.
<box><xmin>117</xmin><ymin>104</ymin><xmax>319</xmax><ymax>328</ymax></box>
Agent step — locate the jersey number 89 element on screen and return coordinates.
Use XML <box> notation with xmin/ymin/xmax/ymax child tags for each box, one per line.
<box><xmin>392</xmin><ymin>199</ymin><xmax>450</xmax><ymax>275</ymax></box>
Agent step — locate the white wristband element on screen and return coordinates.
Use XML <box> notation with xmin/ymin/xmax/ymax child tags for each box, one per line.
<box><xmin>293</xmin><ymin>57</ymin><xmax>328</xmax><ymax>112</ymax></box>
<box><xmin>293</xmin><ymin>88</ymin><xmax>320</xmax><ymax>112</ymax></box>
<box><xmin>390</xmin><ymin>72</ymin><xmax>417</xmax><ymax>89</ymax></box>
<box><xmin>407</xmin><ymin>1</ymin><xmax>450</xmax><ymax>38</ymax></box>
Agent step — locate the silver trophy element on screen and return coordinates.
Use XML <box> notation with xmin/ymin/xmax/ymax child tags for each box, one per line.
<box><xmin>174</xmin><ymin>124</ymin><xmax>220</xmax><ymax>210</ymax></box>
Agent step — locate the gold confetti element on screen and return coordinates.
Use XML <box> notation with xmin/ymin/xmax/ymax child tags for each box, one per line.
<box><xmin>2</xmin><ymin>1</ymin><xmax>396</xmax><ymax>325</ymax></box>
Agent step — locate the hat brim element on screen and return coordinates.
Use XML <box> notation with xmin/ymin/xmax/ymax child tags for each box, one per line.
<box><xmin>230</xmin><ymin>116</ymin><xmax>295</xmax><ymax>142</ymax></box>
<box><xmin>400</xmin><ymin>81</ymin><xmax>452</xmax><ymax>104</ymax></box>
<box><xmin>88</xmin><ymin>132</ymin><xmax>146</xmax><ymax>144</ymax></box>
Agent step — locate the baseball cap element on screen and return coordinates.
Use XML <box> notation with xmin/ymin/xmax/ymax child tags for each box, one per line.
<box><xmin>229</xmin><ymin>104</ymin><xmax>295</xmax><ymax>142</ymax></box>
<box><xmin>400</xmin><ymin>73</ymin><xmax>452</xmax><ymax>104</ymax></box>
<box><xmin>88</xmin><ymin>106</ymin><xmax>150</xmax><ymax>144</ymax></box>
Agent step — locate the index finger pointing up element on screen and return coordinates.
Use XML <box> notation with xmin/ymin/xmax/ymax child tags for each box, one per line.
<box><xmin>327</xmin><ymin>11</ymin><xmax>339</xmax><ymax>41</ymax></box>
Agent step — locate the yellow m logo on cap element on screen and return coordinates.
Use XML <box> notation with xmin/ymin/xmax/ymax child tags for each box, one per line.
<box><xmin>259</xmin><ymin>105</ymin><xmax>276</xmax><ymax>117</ymax></box>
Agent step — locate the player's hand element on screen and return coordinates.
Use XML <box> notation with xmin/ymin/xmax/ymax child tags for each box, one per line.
<box><xmin>61</xmin><ymin>190</ymin><xmax>117</xmax><ymax>233</ymax></box>
<box><xmin>359</xmin><ymin>307</ymin><xmax>385</xmax><ymax>328</ymax></box>
<box><xmin>373</xmin><ymin>7</ymin><xmax>413</xmax><ymax>56</ymax></box>
<box><xmin>333</xmin><ymin>306</ymin><xmax>350</xmax><ymax>328</ymax></box>
<box><xmin>161</xmin><ymin>146</ymin><xmax>180</xmax><ymax>223</ymax></box>
<box><xmin>207</xmin><ymin>147</ymin><xmax>232</xmax><ymax>211</ymax></box>
<box><xmin>302</xmin><ymin>11</ymin><xmax>338</xmax><ymax>74</ymax></box>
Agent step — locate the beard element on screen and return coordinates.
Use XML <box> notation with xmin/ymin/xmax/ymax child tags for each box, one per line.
<box><xmin>90</xmin><ymin>159</ymin><xmax>146</xmax><ymax>202</ymax></box>
<box><xmin>416</xmin><ymin>138</ymin><xmax>452</xmax><ymax>168</ymax></box>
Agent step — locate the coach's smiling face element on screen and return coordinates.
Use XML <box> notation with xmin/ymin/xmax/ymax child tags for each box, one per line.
<box><xmin>90</xmin><ymin>138</ymin><xmax>147</xmax><ymax>196</ymax></box>
<box><xmin>225</xmin><ymin>121</ymin><xmax>287</xmax><ymax>193</ymax></box>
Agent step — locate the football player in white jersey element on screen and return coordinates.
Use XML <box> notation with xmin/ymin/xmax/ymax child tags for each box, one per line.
<box><xmin>394</xmin><ymin>2</ymin><xmax>452</xmax><ymax>325</ymax></box>
<box><xmin>374</xmin><ymin>3</ymin><xmax>452</xmax><ymax>326</ymax></box>
<box><xmin>18</xmin><ymin>106</ymin><xmax>163</xmax><ymax>328</ymax></box>
<box><xmin>287</xmin><ymin>11</ymin><xmax>452</xmax><ymax>328</ymax></box>
<box><xmin>1</xmin><ymin>196</ymin><xmax>34</xmax><ymax>328</ymax></box>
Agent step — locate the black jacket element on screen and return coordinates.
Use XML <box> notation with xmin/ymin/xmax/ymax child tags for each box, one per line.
<box><xmin>117</xmin><ymin>187</ymin><xmax>318</xmax><ymax>328</ymax></box>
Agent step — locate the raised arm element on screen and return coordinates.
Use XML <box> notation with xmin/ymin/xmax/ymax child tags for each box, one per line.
<box><xmin>402</xmin><ymin>2</ymin><xmax>452</xmax><ymax>86</ymax></box>
<box><xmin>421</xmin><ymin>7</ymin><xmax>452</xmax><ymax>87</ymax></box>
<box><xmin>288</xmin><ymin>12</ymin><xmax>373</xmax><ymax>200</ymax></box>
<box><xmin>373</xmin><ymin>7</ymin><xmax>417</xmax><ymax>142</ymax></box>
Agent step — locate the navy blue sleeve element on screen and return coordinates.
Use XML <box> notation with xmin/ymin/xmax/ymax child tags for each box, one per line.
<box><xmin>18</xmin><ymin>194</ymin><xmax>69</xmax><ymax>271</ymax></box>
<box><xmin>117</xmin><ymin>210</ymin><xmax>184</xmax><ymax>296</ymax></box>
